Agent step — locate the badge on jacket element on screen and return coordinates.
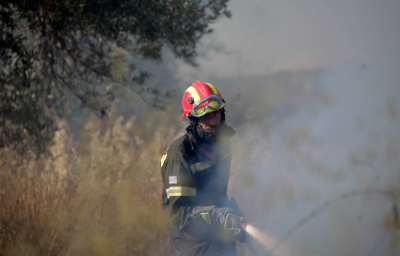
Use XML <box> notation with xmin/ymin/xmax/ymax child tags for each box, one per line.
<box><xmin>169</xmin><ymin>176</ymin><xmax>177</xmax><ymax>184</ymax></box>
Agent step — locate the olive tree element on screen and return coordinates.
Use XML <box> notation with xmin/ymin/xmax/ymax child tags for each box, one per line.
<box><xmin>0</xmin><ymin>0</ymin><xmax>231</xmax><ymax>152</ymax></box>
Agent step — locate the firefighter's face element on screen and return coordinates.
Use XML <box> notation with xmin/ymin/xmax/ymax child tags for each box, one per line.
<box><xmin>198</xmin><ymin>111</ymin><xmax>221</xmax><ymax>129</ymax></box>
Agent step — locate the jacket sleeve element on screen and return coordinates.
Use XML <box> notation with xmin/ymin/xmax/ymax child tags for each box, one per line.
<box><xmin>161</xmin><ymin>155</ymin><xmax>198</xmax><ymax>215</ymax></box>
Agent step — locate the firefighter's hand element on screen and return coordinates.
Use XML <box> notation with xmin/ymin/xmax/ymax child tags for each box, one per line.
<box><xmin>232</xmin><ymin>226</ymin><xmax>246</xmax><ymax>242</ymax></box>
<box><xmin>214</xmin><ymin>208</ymin><xmax>247</xmax><ymax>242</ymax></box>
<box><xmin>214</xmin><ymin>207</ymin><xmax>244</xmax><ymax>226</ymax></box>
<box><xmin>224</xmin><ymin>212</ymin><xmax>246</xmax><ymax>242</ymax></box>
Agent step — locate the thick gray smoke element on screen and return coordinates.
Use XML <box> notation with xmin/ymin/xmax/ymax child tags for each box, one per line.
<box><xmin>211</xmin><ymin>61</ymin><xmax>400</xmax><ymax>256</ymax></box>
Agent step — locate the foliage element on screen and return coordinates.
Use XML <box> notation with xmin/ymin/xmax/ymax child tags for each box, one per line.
<box><xmin>0</xmin><ymin>0</ymin><xmax>231</xmax><ymax>153</ymax></box>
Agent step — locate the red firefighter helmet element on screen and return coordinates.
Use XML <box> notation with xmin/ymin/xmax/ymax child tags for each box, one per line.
<box><xmin>182</xmin><ymin>81</ymin><xmax>226</xmax><ymax>118</ymax></box>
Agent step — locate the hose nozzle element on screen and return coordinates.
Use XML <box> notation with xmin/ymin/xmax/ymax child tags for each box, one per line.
<box><xmin>225</xmin><ymin>213</ymin><xmax>247</xmax><ymax>232</ymax></box>
<box><xmin>241</xmin><ymin>222</ymin><xmax>248</xmax><ymax>232</ymax></box>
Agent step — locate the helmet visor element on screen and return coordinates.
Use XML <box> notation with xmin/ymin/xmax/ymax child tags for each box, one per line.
<box><xmin>190</xmin><ymin>94</ymin><xmax>223</xmax><ymax>118</ymax></box>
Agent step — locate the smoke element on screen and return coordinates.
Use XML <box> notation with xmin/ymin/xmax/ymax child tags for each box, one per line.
<box><xmin>212</xmin><ymin>62</ymin><xmax>400</xmax><ymax>256</ymax></box>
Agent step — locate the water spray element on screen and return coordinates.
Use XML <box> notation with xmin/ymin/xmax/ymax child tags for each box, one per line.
<box><xmin>225</xmin><ymin>213</ymin><xmax>293</xmax><ymax>256</ymax></box>
<box><xmin>224</xmin><ymin>214</ymin><xmax>261</xmax><ymax>256</ymax></box>
<box><xmin>245</xmin><ymin>224</ymin><xmax>292</xmax><ymax>256</ymax></box>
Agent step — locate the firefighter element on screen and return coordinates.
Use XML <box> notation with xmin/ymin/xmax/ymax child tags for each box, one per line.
<box><xmin>161</xmin><ymin>81</ymin><xmax>246</xmax><ymax>256</ymax></box>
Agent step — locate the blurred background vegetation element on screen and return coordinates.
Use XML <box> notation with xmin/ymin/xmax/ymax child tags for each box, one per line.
<box><xmin>0</xmin><ymin>106</ymin><xmax>183</xmax><ymax>255</ymax></box>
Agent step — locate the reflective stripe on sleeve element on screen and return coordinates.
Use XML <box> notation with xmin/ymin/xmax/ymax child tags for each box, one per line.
<box><xmin>190</xmin><ymin>153</ymin><xmax>231</xmax><ymax>173</ymax></box>
<box><xmin>160</xmin><ymin>147</ymin><xmax>169</xmax><ymax>167</ymax></box>
<box><xmin>166</xmin><ymin>186</ymin><xmax>196</xmax><ymax>198</ymax></box>
<box><xmin>191</xmin><ymin>161</ymin><xmax>215</xmax><ymax>173</ymax></box>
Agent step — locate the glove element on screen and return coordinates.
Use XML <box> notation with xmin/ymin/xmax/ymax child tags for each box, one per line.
<box><xmin>189</xmin><ymin>206</ymin><xmax>247</xmax><ymax>242</ymax></box>
<box><xmin>225</xmin><ymin>197</ymin><xmax>247</xmax><ymax>242</ymax></box>
<box><xmin>223</xmin><ymin>212</ymin><xmax>246</xmax><ymax>242</ymax></box>
<box><xmin>214</xmin><ymin>207</ymin><xmax>247</xmax><ymax>242</ymax></box>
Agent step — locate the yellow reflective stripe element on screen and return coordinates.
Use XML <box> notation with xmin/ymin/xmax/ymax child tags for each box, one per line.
<box><xmin>166</xmin><ymin>186</ymin><xmax>196</xmax><ymax>198</ymax></box>
<box><xmin>201</xmin><ymin>212</ymin><xmax>212</xmax><ymax>224</ymax></box>
<box><xmin>191</xmin><ymin>161</ymin><xmax>215</xmax><ymax>173</ymax></box>
<box><xmin>191</xmin><ymin>155</ymin><xmax>229</xmax><ymax>173</ymax></box>
<box><xmin>206</xmin><ymin>83</ymin><xmax>219</xmax><ymax>95</ymax></box>
<box><xmin>160</xmin><ymin>147</ymin><xmax>169</xmax><ymax>167</ymax></box>
<box><xmin>186</xmin><ymin>87</ymin><xmax>200</xmax><ymax>102</ymax></box>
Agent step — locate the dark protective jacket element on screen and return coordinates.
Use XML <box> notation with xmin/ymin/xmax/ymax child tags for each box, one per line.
<box><xmin>161</xmin><ymin>124</ymin><xmax>238</xmax><ymax>256</ymax></box>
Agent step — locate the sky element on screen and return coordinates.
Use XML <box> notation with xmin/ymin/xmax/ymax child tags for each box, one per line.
<box><xmin>177</xmin><ymin>0</ymin><xmax>400</xmax><ymax>80</ymax></box>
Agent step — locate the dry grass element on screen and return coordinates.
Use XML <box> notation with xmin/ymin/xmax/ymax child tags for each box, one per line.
<box><xmin>0</xmin><ymin>106</ymin><xmax>185</xmax><ymax>256</ymax></box>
